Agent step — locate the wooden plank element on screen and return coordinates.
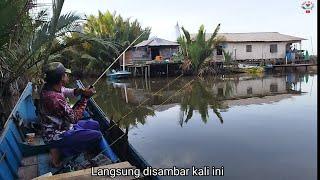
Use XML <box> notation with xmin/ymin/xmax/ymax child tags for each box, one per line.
<box><xmin>33</xmin><ymin>161</ymin><xmax>140</xmax><ymax>180</ymax></box>
<box><xmin>18</xmin><ymin>164</ymin><xmax>38</xmax><ymax>180</ymax></box>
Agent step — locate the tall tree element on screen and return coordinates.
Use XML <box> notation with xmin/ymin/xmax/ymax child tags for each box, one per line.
<box><xmin>84</xmin><ymin>10</ymin><xmax>151</xmax><ymax>47</ymax></box>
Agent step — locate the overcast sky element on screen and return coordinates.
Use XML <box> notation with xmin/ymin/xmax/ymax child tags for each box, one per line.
<box><xmin>59</xmin><ymin>0</ymin><xmax>317</xmax><ymax>55</ymax></box>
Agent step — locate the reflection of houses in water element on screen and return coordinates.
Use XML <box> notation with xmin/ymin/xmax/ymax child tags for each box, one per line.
<box><xmin>224</xmin><ymin>94</ymin><xmax>298</xmax><ymax>107</ymax></box>
<box><xmin>111</xmin><ymin>74</ymin><xmax>303</xmax><ymax>111</ymax></box>
<box><xmin>212</xmin><ymin>76</ymin><xmax>288</xmax><ymax>98</ymax></box>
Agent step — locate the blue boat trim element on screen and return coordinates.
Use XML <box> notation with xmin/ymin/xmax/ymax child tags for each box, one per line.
<box><xmin>107</xmin><ymin>70</ymin><xmax>131</xmax><ymax>79</ymax></box>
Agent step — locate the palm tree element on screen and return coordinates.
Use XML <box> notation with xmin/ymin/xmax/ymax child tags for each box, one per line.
<box><xmin>48</xmin><ymin>32</ymin><xmax>121</xmax><ymax>75</ymax></box>
<box><xmin>223</xmin><ymin>49</ymin><xmax>233</xmax><ymax>65</ymax></box>
<box><xmin>84</xmin><ymin>10</ymin><xmax>151</xmax><ymax>47</ymax></box>
<box><xmin>0</xmin><ymin>0</ymin><xmax>77</xmax><ymax>89</ymax></box>
<box><xmin>177</xmin><ymin>24</ymin><xmax>224</xmax><ymax>76</ymax></box>
<box><xmin>0</xmin><ymin>0</ymin><xmax>119</xmax><ymax>127</ymax></box>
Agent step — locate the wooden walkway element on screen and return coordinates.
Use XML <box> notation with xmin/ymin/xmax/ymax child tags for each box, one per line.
<box><xmin>270</xmin><ymin>63</ymin><xmax>317</xmax><ymax>71</ymax></box>
<box><xmin>32</xmin><ymin>161</ymin><xmax>140</xmax><ymax>180</ymax></box>
<box><xmin>127</xmin><ymin>62</ymin><xmax>182</xmax><ymax>77</ymax></box>
<box><xmin>272</xmin><ymin>63</ymin><xmax>316</xmax><ymax>67</ymax></box>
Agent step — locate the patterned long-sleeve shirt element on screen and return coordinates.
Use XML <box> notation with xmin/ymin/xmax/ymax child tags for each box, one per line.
<box><xmin>40</xmin><ymin>85</ymin><xmax>88</xmax><ymax>143</ymax></box>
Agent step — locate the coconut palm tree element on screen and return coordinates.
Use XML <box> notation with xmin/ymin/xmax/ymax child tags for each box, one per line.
<box><xmin>0</xmin><ymin>0</ymin><xmax>120</xmax><ymax>127</ymax></box>
<box><xmin>84</xmin><ymin>10</ymin><xmax>151</xmax><ymax>47</ymax></box>
<box><xmin>177</xmin><ymin>24</ymin><xmax>224</xmax><ymax>76</ymax></box>
<box><xmin>48</xmin><ymin>32</ymin><xmax>121</xmax><ymax>75</ymax></box>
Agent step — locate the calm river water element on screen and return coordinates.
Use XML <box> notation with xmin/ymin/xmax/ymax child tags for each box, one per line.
<box><xmin>83</xmin><ymin>72</ymin><xmax>317</xmax><ymax>179</ymax></box>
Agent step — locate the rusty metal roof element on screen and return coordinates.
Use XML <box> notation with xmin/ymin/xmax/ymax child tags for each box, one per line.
<box><xmin>134</xmin><ymin>37</ymin><xmax>179</xmax><ymax>47</ymax></box>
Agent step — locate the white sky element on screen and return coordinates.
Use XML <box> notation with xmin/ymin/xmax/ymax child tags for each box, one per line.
<box><xmin>59</xmin><ymin>0</ymin><xmax>317</xmax><ymax>55</ymax></box>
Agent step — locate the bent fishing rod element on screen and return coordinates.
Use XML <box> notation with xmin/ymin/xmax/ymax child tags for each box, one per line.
<box><xmin>90</xmin><ymin>31</ymin><xmax>147</xmax><ymax>88</ymax></box>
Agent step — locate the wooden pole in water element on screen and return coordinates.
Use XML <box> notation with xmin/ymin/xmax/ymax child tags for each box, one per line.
<box><xmin>285</xmin><ymin>55</ymin><xmax>287</xmax><ymax>65</ymax></box>
<box><xmin>124</xmin><ymin>84</ymin><xmax>128</xmax><ymax>103</ymax></box>
<box><xmin>122</xmin><ymin>51</ymin><xmax>125</xmax><ymax>71</ymax></box>
<box><xmin>145</xmin><ymin>67</ymin><xmax>148</xmax><ymax>89</ymax></box>
<box><xmin>145</xmin><ymin>67</ymin><xmax>147</xmax><ymax>79</ymax></box>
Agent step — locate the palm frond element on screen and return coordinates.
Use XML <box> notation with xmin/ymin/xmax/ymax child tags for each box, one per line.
<box><xmin>181</xmin><ymin>26</ymin><xmax>191</xmax><ymax>44</ymax></box>
<box><xmin>55</xmin><ymin>12</ymin><xmax>82</xmax><ymax>37</ymax></box>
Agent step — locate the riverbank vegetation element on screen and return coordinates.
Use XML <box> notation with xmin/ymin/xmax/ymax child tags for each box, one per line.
<box><xmin>0</xmin><ymin>0</ymin><xmax>150</xmax><ymax>127</ymax></box>
<box><xmin>57</xmin><ymin>11</ymin><xmax>151</xmax><ymax>76</ymax></box>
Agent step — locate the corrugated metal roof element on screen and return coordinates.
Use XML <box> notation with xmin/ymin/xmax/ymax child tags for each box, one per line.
<box><xmin>134</xmin><ymin>37</ymin><xmax>179</xmax><ymax>47</ymax></box>
<box><xmin>191</xmin><ymin>32</ymin><xmax>306</xmax><ymax>42</ymax></box>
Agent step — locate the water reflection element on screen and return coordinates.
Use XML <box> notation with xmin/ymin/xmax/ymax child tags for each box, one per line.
<box><xmin>93</xmin><ymin>80</ymin><xmax>155</xmax><ymax>129</ymax></box>
<box><xmin>91</xmin><ymin>72</ymin><xmax>309</xmax><ymax>131</ymax></box>
<box><xmin>86</xmin><ymin>72</ymin><xmax>316</xmax><ymax>180</ymax></box>
<box><xmin>179</xmin><ymin>80</ymin><xmax>224</xmax><ymax>126</ymax></box>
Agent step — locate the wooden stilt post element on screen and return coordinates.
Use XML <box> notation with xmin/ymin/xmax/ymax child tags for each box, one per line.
<box><xmin>145</xmin><ymin>67</ymin><xmax>147</xmax><ymax>79</ymax></box>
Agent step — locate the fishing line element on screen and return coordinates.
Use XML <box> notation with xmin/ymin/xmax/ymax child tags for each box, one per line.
<box><xmin>91</xmin><ymin>31</ymin><xmax>147</xmax><ymax>87</ymax></box>
<box><xmin>108</xmin><ymin>78</ymin><xmax>195</xmax><ymax>147</ymax></box>
<box><xmin>107</xmin><ymin>74</ymin><xmax>184</xmax><ymax>131</ymax></box>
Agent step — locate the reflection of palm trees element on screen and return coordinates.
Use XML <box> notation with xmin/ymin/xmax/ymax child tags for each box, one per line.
<box><xmin>179</xmin><ymin>80</ymin><xmax>224</xmax><ymax>126</ymax></box>
<box><xmin>94</xmin><ymin>82</ymin><xmax>155</xmax><ymax>129</ymax></box>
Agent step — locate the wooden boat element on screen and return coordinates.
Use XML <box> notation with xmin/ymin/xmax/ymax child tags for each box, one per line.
<box><xmin>264</xmin><ymin>64</ymin><xmax>273</xmax><ymax>70</ymax></box>
<box><xmin>237</xmin><ymin>63</ymin><xmax>258</xmax><ymax>69</ymax></box>
<box><xmin>0</xmin><ymin>81</ymin><xmax>158</xmax><ymax>179</ymax></box>
<box><xmin>107</xmin><ymin>70</ymin><xmax>131</xmax><ymax>79</ymax></box>
<box><xmin>238</xmin><ymin>63</ymin><xmax>264</xmax><ymax>74</ymax></box>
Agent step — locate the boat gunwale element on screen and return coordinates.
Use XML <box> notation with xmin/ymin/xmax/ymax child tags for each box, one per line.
<box><xmin>1</xmin><ymin>82</ymin><xmax>33</xmax><ymax>138</ymax></box>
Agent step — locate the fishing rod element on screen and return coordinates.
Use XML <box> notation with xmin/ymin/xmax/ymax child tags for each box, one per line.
<box><xmin>91</xmin><ymin>31</ymin><xmax>147</xmax><ymax>87</ymax></box>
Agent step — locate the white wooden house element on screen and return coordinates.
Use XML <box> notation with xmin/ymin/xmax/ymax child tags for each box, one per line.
<box><xmin>205</xmin><ymin>32</ymin><xmax>306</xmax><ymax>62</ymax></box>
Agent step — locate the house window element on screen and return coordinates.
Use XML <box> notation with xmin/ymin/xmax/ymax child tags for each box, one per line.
<box><xmin>246</xmin><ymin>45</ymin><xmax>252</xmax><ymax>52</ymax></box>
<box><xmin>270</xmin><ymin>44</ymin><xmax>278</xmax><ymax>53</ymax></box>
<box><xmin>216</xmin><ymin>46</ymin><xmax>223</xmax><ymax>55</ymax></box>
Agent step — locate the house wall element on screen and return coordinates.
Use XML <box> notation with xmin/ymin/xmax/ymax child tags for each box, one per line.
<box><xmin>120</xmin><ymin>50</ymin><xmax>133</xmax><ymax>65</ymax></box>
<box><xmin>215</xmin><ymin>42</ymin><xmax>291</xmax><ymax>60</ymax></box>
<box><xmin>120</xmin><ymin>48</ymin><xmax>150</xmax><ymax>65</ymax></box>
<box><xmin>121</xmin><ymin>46</ymin><xmax>179</xmax><ymax>65</ymax></box>
<box><xmin>159</xmin><ymin>47</ymin><xmax>179</xmax><ymax>60</ymax></box>
<box><xmin>132</xmin><ymin>48</ymin><xmax>150</xmax><ymax>60</ymax></box>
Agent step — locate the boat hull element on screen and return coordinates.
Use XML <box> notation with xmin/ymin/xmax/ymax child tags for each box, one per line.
<box><xmin>0</xmin><ymin>81</ymin><xmax>158</xmax><ymax>180</ymax></box>
<box><xmin>107</xmin><ymin>71</ymin><xmax>131</xmax><ymax>79</ymax></box>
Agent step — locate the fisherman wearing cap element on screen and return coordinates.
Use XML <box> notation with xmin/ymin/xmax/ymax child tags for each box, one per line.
<box><xmin>40</xmin><ymin>62</ymin><xmax>118</xmax><ymax>167</ymax></box>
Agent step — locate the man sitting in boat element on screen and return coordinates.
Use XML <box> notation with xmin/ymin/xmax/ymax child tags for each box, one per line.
<box><xmin>40</xmin><ymin>62</ymin><xmax>118</xmax><ymax>167</ymax></box>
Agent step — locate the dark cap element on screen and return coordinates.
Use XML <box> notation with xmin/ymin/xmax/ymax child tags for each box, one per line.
<box><xmin>44</xmin><ymin>62</ymin><xmax>71</xmax><ymax>75</ymax></box>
